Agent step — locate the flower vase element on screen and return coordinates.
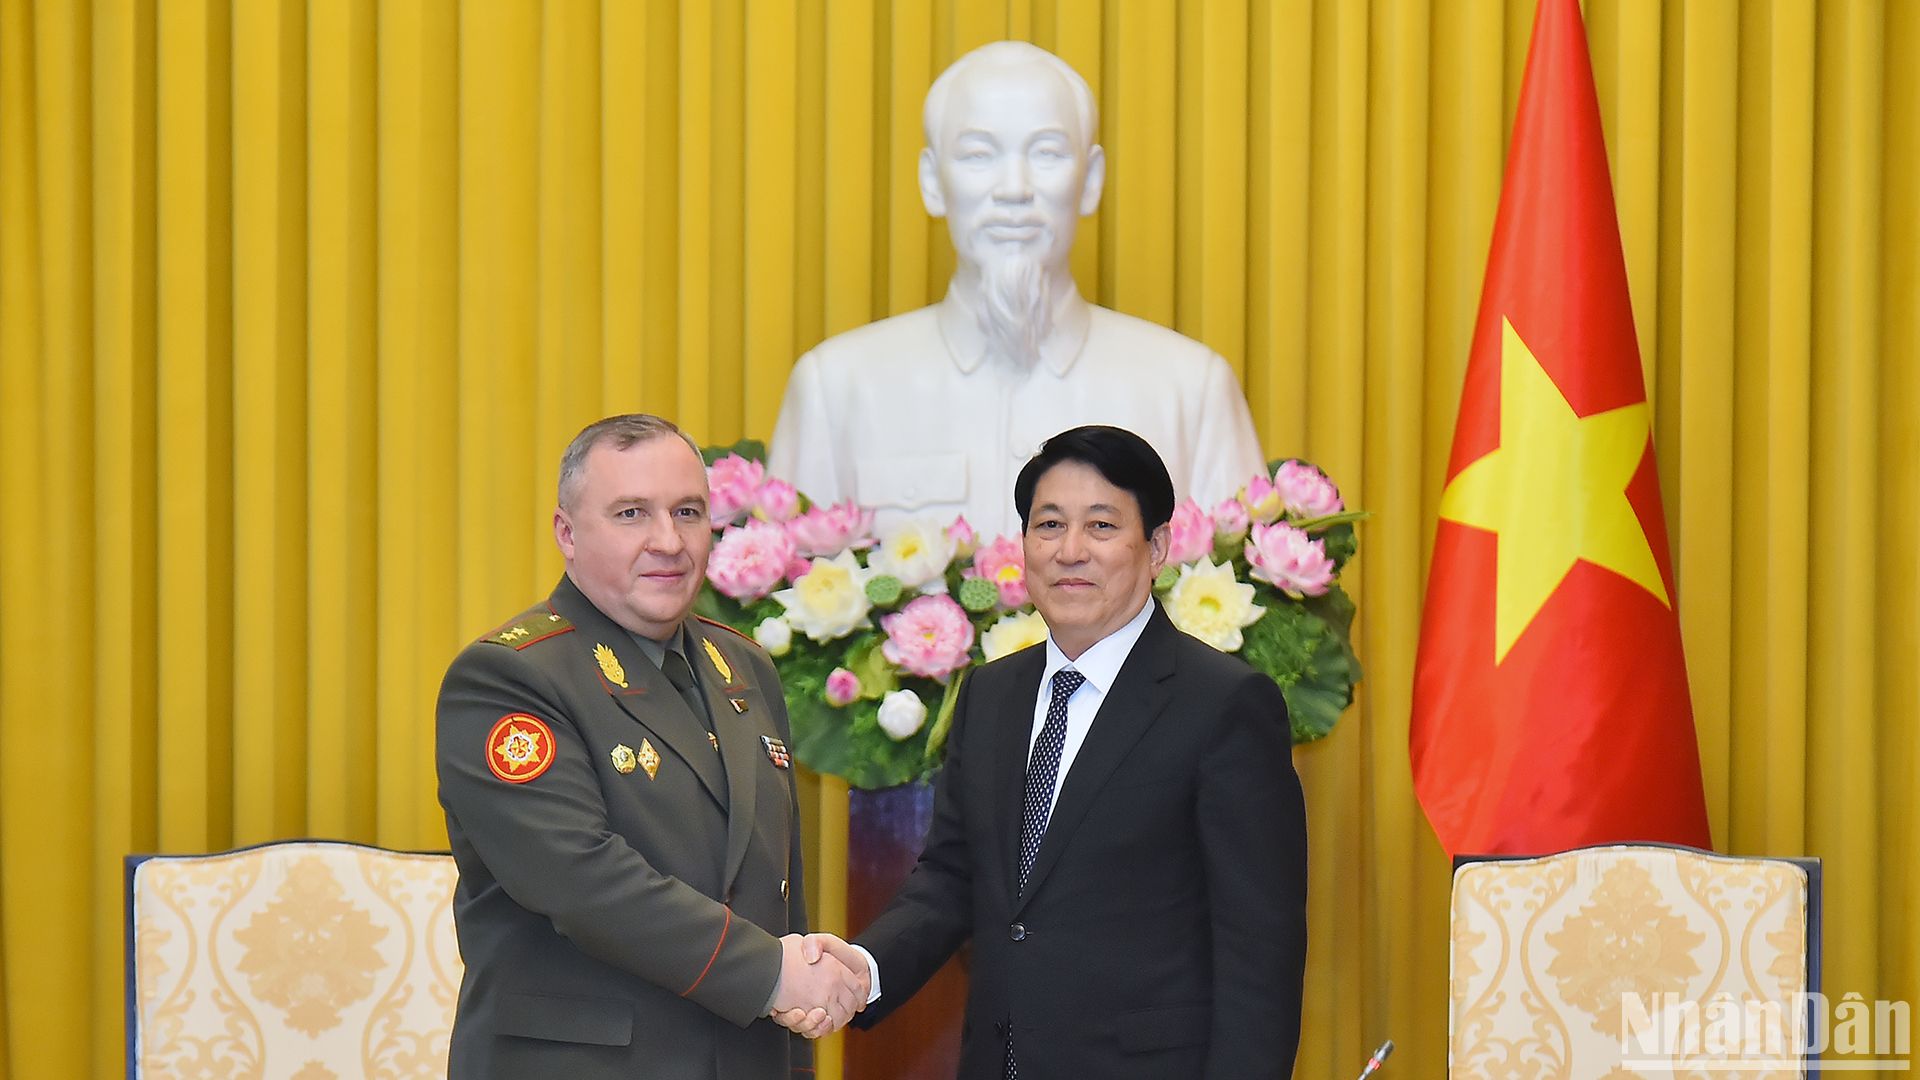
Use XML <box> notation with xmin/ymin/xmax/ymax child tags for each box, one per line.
<box><xmin>844</xmin><ymin>781</ymin><xmax>966</xmax><ymax>1080</ymax></box>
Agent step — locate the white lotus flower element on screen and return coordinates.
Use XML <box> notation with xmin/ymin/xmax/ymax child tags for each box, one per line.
<box><xmin>771</xmin><ymin>551</ymin><xmax>874</xmax><ymax>643</ymax></box>
<box><xmin>876</xmin><ymin>689</ymin><xmax>928</xmax><ymax>741</ymax></box>
<box><xmin>867</xmin><ymin>518</ymin><xmax>957</xmax><ymax>592</ymax></box>
<box><xmin>1163</xmin><ymin>557</ymin><xmax>1265</xmax><ymax>652</ymax></box>
<box><xmin>979</xmin><ymin>610</ymin><xmax>1049</xmax><ymax>662</ymax></box>
<box><xmin>752</xmin><ymin>616</ymin><xmax>793</xmax><ymax>657</ymax></box>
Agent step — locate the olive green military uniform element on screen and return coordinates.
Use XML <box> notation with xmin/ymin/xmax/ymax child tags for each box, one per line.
<box><xmin>436</xmin><ymin>574</ymin><xmax>811</xmax><ymax>1078</ymax></box>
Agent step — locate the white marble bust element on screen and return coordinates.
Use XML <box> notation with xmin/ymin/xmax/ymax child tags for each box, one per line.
<box><xmin>767</xmin><ymin>40</ymin><xmax>1266</xmax><ymax>539</ymax></box>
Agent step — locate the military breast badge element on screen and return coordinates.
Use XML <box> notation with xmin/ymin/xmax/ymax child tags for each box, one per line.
<box><xmin>594</xmin><ymin>643</ymin><xmax>628</xmax><ymax>688</ymax></box>
<box><xmin>636</xmin><ymin>738</ymin><xmax>661</xmax><ymax>780</ymax></box>
<box><xmin>702</xmin><ymin>638</ymin><xmax>733</xmax><ymax>684</ymax></box>
<box><xmin>610</xmin><ymin>743</ymin><xmax>637</xmax><ymax>774</ymax></box>
<box><xmin>761</xmin><ymin>735</ymin><xmax>791</xmax><ymax>770</ymax></box>
<box><xmin>486</xmin><ymin>714</ymin><xmax>555</xmax><ymax>783</ymax></box>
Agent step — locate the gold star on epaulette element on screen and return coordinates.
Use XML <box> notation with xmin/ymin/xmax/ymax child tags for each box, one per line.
<box><xmin>483</xmin><ymin>609</ymin><xmax>575</xmax><ymax>649</ymax></box>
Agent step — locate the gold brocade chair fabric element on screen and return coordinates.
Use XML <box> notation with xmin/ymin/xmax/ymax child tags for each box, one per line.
<box><xmin>125</xmin><ymin>840</ymin><xmax>463</xmax><ymax>1079</ymax></box>
<box><xmin>1449</xmin><ymin>845</ymin><xmax>1820</xmax><ymax>1080</ymax></box>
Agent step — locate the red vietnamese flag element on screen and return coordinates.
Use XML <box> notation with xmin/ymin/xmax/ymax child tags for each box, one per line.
<box><xmin>1409</xmin><ymin>0</ymin><xmax>1711</xmax><ymax>856</ymax></box>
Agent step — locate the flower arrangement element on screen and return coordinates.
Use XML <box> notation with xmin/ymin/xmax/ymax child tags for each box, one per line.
<box><xmin>695</xmin><ymin>441</ymin><xmax>1364</xmax><ymax>789</ymax></box>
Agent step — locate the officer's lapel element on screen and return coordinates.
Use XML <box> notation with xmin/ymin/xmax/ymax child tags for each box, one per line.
<box><xmin>689</xmin><ymin>619</ymin><xmax>758</xmax><ymax>894</ymax></box>
<box><xmin>551</xmin><ymin>578</ymin><xmax>728</xmax><ymax>808</ymax></box>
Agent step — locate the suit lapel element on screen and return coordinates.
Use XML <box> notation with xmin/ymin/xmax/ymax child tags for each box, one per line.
<box><xmin>688</xmin><ymin>620</ymin><xmax>759</xmax><ymax>896</ymax></box>
<box><xmin>550</xmin><ymin>578</ymin><xmax>728</xmax><ymax>807</ymax></box>
<box><xmin>1013</xmin><ymin>608</ymin><xmax>1179</xmax><ymax>914</ymax></box>
<box><xmin>994</xmin><ymin>646</ymin><xmax>1047</xmax><ymax>909</ymax></box>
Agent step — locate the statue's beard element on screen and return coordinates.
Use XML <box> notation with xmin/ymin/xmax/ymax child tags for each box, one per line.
<box><xmin>975</xmin><ymin>253</ymin><xmax>1053</xmax><ymax>370</ymax></box>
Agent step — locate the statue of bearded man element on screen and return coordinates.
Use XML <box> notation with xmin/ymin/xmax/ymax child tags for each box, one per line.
<box><xmin>767</xmin><ymin>40</ymin><xmax>1266</xmax><ymax>539</ymax></box>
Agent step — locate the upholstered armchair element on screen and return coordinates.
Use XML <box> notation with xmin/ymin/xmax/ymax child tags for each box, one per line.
<box><xmin>125</xmin><ymin>840</ymin><xmax>461</xmax><ymax>1079</ymax></box>
<box><xmin>1449</xmin><ymin>844</ymin><xmax>1820</xmax><ymax>1080</ymax></box>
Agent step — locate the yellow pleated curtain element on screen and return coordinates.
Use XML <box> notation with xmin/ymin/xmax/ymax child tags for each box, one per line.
<box><xmin>2</xmin><ymin>1</ymin><xmax>1915</xmax><ymax>1077</ymax></box>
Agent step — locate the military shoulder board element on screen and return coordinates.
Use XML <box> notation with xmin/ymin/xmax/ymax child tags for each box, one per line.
<box><xmin>482</xmin><ymin>609</ymin><xmax>574</xmax><ymax>650</ymax></box>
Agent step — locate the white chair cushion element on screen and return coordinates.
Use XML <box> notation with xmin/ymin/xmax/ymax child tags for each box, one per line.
<box><xmin>1450</xmin><ymin>846</ymin><xmax>1808</xmax><ymax>1079</ymax></box>
<box><xmin>131</xmin><ymin>841</ymin><xmax>461</xmax><ymax>1079</ymax></box>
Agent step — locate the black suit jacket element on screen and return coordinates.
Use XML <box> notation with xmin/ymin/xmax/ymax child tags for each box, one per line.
<box><xmin>436</xmin><ymin>575</ymin><xmax>810</xmax><ymax>1078</ymax></box>
<box><xmin>854</xmin><ymin>606</ymin><xmax>1308</xmax><ymax>1079</ymax></box>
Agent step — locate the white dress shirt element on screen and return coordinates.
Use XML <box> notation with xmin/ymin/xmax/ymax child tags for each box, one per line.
<box><xmin>766</xmin><ymin>289</ymin><xmax>1267</xmax><ymax>539</ymax></box>
<box><xmin>850</xmin><ymin>598</ymin><xmax>1158</xmax><ymax>1005</ymax></box>
<box><xmin>1027</xmin><ymin>597</ymin><xmax>1156</xmax><ymax>814</ymax></box>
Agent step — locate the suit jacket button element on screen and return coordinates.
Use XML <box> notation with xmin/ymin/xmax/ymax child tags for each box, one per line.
<box><xmin>1008</xmin><ymin>922</ymin><xmax>1026</xmax><ymax>941</ymax></box>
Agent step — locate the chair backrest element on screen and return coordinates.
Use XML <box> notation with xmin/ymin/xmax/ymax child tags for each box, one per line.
<box><xmin>125</xmin><ymin>840</ymin><xmax>462</xmax><ymax>1080</ymax></box>
<box><xmin>1449</xmin><ymin>844</ymin><xmax>1820</xmax><ymax>1079</ymax></box>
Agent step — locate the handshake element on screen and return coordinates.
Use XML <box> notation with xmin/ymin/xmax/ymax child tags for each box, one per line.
<box><xmin>768</xmin><ymin>932</ymin><xmax>871</xmax><ymax>1038</ymax></box>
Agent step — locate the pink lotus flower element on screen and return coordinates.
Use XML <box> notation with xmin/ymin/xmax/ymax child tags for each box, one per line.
<box><xmin>880</xmin><ymin>594</ymin><xmax>976</xmax><ymax>680</ymax></box>
<box><xmin>1212</xmin><ymin>497</ymin><xmax>1251</xmax><ymax>542</ymax></box>
<box><xmin>1242</xmin><ymin>475</ymin><xmax>1285</xmax><ymax>524</ymax></box>
<box><xmin>970</xmin><ymin>536</ymin><xmax>1028</xmax><ymax>608</ymax></box>
<box><xmin>1244</xmin><ymin>522</ymin><xmax>1335</xmax><ymax>598</ymax></box>
<box><xmin>786</xmin><ymin>499</ymin><xmax>874</xmax><ymax>557</ymax></box>
<box><xmin>825</xmin><ymin>667</ymin><xmax>861</xmax><ymax>707</ymax></box>
<box><xmin>1164</xmin><ymin>499</ymin><xmax>1214</xmax><ymax>565</ymax></box>
<box><xmin>706</xmin><ymin>519</ymin><xmax>796</xmax><ymax>601</ymax></box>
<box><xmin>785</xmin><ymin>555</ymin><xmax>814</xmax><ymax>582</ymax></box>
<box><xmin>707</xmin><ymin>455</ymin><xmax>765</xmax><ymax>527</ymax></box>
<box><xmin>946</xmin><ymin>516</ymin><xmax>979</xmax><ymax>560</ymax></box>
<box><xmin>1272</xmin><ymin>461</ymin><xmax>1343</xmax><ymax>520</ymax></box>
<box><xmin>754</xmin><ymin>478</ymin><xmax>801</xmax><ymax>522</ymax></box>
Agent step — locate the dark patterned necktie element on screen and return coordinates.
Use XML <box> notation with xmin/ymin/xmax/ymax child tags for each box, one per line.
<box><xmin>1019</xmin><ymin>666</ymin><xmax>1085</xmax><ymax>894</ymax></box>
<box><xmin>1009</xmin><ymin>666</ymin><xmax>1086</xmax><ymax>1078</ymax></box>
<box><xmin>662</xmin><ymin>649</ymin><xmax>712</xmax><ymax>731</ymax></box>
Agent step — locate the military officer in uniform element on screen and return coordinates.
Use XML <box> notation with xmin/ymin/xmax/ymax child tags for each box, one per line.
<box><xmin>436</xmin><ymin>413</ymin><xmax>866</xmax><ymax>1077</ymax></box>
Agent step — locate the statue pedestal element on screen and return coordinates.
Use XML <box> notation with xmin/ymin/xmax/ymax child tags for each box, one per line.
<box><xmin>844</xmin><ymin>782</ymin><xmax>966</xmax><ymax>1080</ymax></box>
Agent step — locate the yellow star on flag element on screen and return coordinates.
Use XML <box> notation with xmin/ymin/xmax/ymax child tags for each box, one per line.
<box><xmin>1438</xmin><ymin>317</ymin><xmax>1670</xmax><ymax>663</ymax></box>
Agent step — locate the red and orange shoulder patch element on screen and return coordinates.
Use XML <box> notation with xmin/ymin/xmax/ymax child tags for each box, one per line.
<box><xmin>486</xmin><ymin>713</ymin><xmax>556</xmax><ymax>783</ymax></box>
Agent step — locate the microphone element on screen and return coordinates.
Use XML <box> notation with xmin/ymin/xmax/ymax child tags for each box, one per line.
<box><xmin>1354</xmin><ymin>1038</ymin><xmax>1394</xmax><ymax>1080</ymax></box>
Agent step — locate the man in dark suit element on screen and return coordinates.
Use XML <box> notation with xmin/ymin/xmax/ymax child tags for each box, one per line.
<box><xmin>792</xmin><ymin>425</ymin><xmax>1308</xmax><ymax>1078</ymax></box>
<box><xmin>436</xmin><ymin>414</ymin><xmax>866</xmax><ymax>1078</ymax></box>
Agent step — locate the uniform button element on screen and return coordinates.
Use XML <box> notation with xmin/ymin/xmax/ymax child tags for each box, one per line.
<box><xmin>1009</xmin><ymin>922</ymin><xmax>1026</xmax><ymax>941</ymax></box>
<box><xmin>780</xmin><ymin>879</ymin><xmax>789</xmax><ymax>901</ymax></box>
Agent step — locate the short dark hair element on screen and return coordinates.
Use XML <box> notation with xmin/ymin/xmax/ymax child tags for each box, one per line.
<box><xmin>557</xmin><ymin>414</ymin><xmax>701</xmax><ymax>510</ymax></box>
<box><xmin>1013</xmin><ymin>425</ymin><xmax>1175</xmax><ymax>537</ymax></box>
